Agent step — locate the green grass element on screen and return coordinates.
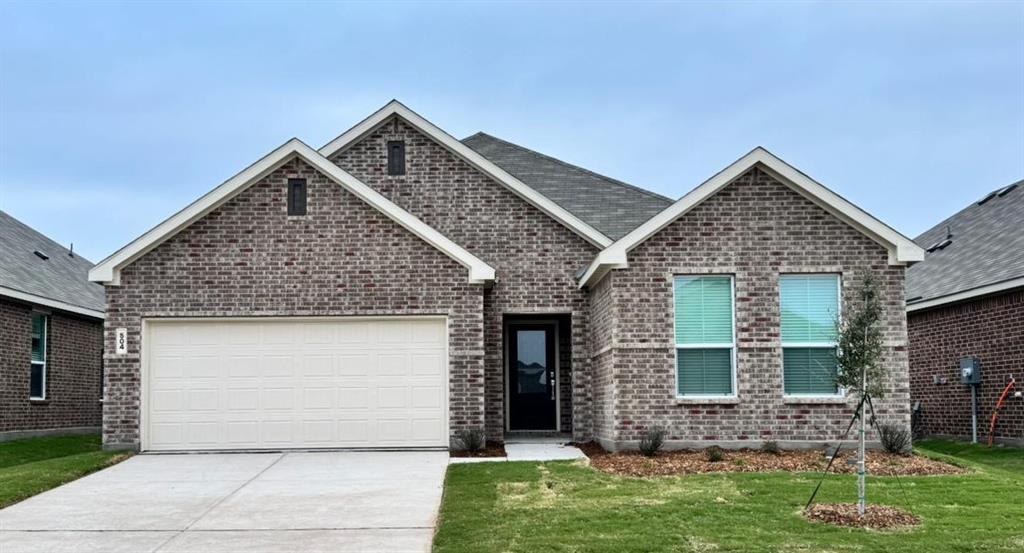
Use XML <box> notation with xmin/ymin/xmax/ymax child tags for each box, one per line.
<box><xmin>0</xmin><ymin>434</ymin><xmax>129</xmax><ymax>508</ymax></box>
<box><xmin>434</xmin><ymin>440</ymin><xmax>1024</xmax><ymax>552</ymax></box>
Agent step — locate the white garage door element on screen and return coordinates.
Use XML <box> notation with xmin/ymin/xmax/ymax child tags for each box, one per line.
<box><xmin>143</xmin><ymin>318</ymin><xmax>448</xmax><ymax>451</ymax></box>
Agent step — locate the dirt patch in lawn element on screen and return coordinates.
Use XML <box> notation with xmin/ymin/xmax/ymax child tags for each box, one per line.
<box><xmin>574</xmin><ymin>442</ymin><xmax>966</xmax><ymax>477</ymax></box>
<box><xmin>804</xmin><ymin>503</ymin><xmax>921</xmax><ymax>529</ymax></box>
<box><xmin>449</xmin><ymin>442</ymin><xmax>507</xmax><ymax>458</ymax></box>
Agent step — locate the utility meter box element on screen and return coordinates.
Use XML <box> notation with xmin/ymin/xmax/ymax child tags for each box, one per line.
<box><xmin>959</xmin><ymin>357</ymin><xmax>982</xmax><ymax>385</ymax></box>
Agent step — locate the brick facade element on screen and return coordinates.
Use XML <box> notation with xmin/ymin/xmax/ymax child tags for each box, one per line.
<box><xmin>99</xmin><ymin>114</ymin><xmax>915</xmax><ymax>452</ymax></box>
<box><xmin>1</xmin><ymin>297</ymin><xmax>103</xmax><ymax>438</ymax></box>
<box><xmin>908</xmin><ymin>289</ymin><xmax>1024</xmax><ymax>445</ymax></box>
<box><xmin>331</xmin><ymin>117</ymin><xmax>598</xmax><ymax>441</ymax></box>
<box><xmin>101</xmin><ymin>157</ymin><xmax>485</xmax><ymax>449</ymax></box>
<box><xmin>590</xmin><ymin>168</ymin><xmax>911</xmax><ymax>450</ymax></box>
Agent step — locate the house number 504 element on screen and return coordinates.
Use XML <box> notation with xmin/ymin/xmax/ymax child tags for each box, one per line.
<box><xmin>115</xmin><ymin>328</ymin><xmax>128</xmax><ymax>355</ymax></box>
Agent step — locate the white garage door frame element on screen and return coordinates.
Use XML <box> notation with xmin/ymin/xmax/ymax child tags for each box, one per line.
<box><xmin>140</xmin><ymin>315</ymin><xmax>450</xmax><ymax>452</ymax></box>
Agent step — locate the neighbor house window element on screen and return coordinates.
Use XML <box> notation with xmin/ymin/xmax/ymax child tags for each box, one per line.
<box><xmin>780</xmin><ymin>274</ymin><xmax>841</xmax><ymax>396</ymax></box>
<box><xmin>674</xmin><ymin>275</ymin><xmax>735</xmax><ymax>397</ymax></box>
<box><xmin>387</xmin><ymin>140</ymin><xmax>405</xmax><ymax>175</ymax></box>
<box><xmin>287</xmin><ymin>178</ymin><xmax>307</xmax><ymax>216</ymax></box>
<box><xmin>30</xmin><ymin>313</ymin><xmax>48</xmax><ymax>400</ymax></box>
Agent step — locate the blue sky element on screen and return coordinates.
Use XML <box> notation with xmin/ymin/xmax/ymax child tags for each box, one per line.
<box><xmin>1</xmin><ymin>1</ymin><xmax>1021</xmax><ymax>262</ymax></box>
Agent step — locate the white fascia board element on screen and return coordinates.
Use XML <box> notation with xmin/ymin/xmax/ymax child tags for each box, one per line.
<box><xmin>578</xmin><ymin>147</ymin><xmax>925</xmax><ymax>289</ymax></box>
<box><xmin>0</xmin><ymin>286</ymin><xmax>105</xmax><ymax>319</ymax></box>
<box><xmin>89</xmin><ymin>138</ymin><xmax>495</xmax><ymax>285</ymax></box>
<box><xmin>907</xmin><ymin>277</ymin><xmax>1024</xmax><ymax>312</ymax></box>
<box><xmin>319</xmin><ymin>100</ymin><xmax>613</xmax><ymax>249</ymax></box>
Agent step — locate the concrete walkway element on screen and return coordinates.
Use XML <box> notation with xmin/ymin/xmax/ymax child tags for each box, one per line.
<box><xmin>0</xmin><ymin>451</ymin><xmax>448</xmax><ymax>553</ymax></box>
<box><xmin>449</xmin><ymin>441</ymin><xmax>587</xmax><ymax>464</ymax></box>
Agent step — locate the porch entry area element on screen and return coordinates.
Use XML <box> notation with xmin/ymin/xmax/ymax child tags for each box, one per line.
<box><xmin>504</xmin><ymin>315</ymin><xmax>572</xmax><ymax>434</ymax></box>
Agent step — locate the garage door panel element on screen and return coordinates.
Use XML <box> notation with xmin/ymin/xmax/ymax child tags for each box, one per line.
<box><xmin>145</xmin><ymin>318</ymin><xmax>447</xmax><ymax>451</ymax></box>
<box><xmin>338</xmin><ymin>353</ymin><xmax>370</xmax><ymax>376</ymax></box>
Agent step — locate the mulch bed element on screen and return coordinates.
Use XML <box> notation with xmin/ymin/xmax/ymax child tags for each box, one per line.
<box><xmin>573</xmin><ymin>442</ymin><xmax>966</xmax><ymax>477</ymax></box>
<box><xmin>450</xmin><ymin>441</ymin><xmax>508</xmax><ymax>458</ymax></box>
<box><xmin>805</xmin><ymin>503</ymin><xmax>921</xmax><ymax>529</ymax></box>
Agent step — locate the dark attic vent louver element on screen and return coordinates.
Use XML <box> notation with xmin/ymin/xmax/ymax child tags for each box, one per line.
<box><xmin>33</xmin><ymin>250</ymin><xmax>49</xmax><ymax>260</ymax></box>
<box><xmin>996</xmin><ymin>183</ymin><xmax>1018</xmax><ymax>197</ymax></box>
<box><xmin>925</xmin><ymin>226</ymin><xmax>954</xmax><ymax>253</ymax></box>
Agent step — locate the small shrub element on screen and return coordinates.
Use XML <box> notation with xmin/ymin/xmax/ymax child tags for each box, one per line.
<box><xmin>878</xmin><ymin>423</ymin><xmax>911</xmax><ymax>455</ymax></box>
<box><xmin>638</xmin><ymin>426</ymin><xmax>666</xmax><ymax>457</ymax></box>
<box><xmin>761</xmin><ymin>440</ymin><xmax>781</xmax><ymax>455</ymax></box>
<box><xmin>732</xmin><ymin>458</ymin><xmax>747</xmax><ymax>467</ymax></box>
<box><xmin>705</xmin><ymin>446</ymin><xmax>725</xmax><ymax>463</ymax></box>
<box><xmin>454</xmin><ymin>428</ymin><xmax>486</xmax><ymax>452</ymax></box>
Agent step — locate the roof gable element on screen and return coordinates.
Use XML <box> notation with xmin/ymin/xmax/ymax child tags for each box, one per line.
<box><xmin>461</xmin><ymin>132</ymin><xmax>672</xmax><ymax>240</ymax></box>
<box><xmin>89</xmin><ymin>139</ymin><xmax>495</xmax><ymax>285</ymax></box>
<box><xmin>319</xmin><ymin>101</ymin><xmax>613</xmax><ymax>248</ymax></box>
<box><xmin>0</xmin><ymin>210</ymin><xmax>105</xmax><ymax>318</ymax></box>
<box><xmin>578</xmin><ymin>147</ymin><xmax>925</xmax><ymax>288</ymax></box>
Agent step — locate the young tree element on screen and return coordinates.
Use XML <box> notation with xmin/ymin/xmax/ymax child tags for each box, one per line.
<box><xmin>834</xmin><ymin>269</ymin><xmax>886</xmax><ymax>517</ymax></box>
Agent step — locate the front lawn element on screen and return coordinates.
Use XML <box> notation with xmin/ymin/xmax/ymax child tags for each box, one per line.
<box><xmin>0</xmin><ymin>434</ymin><xmax>130</xmax><ymax>508</ymax></box>
<box><xmin>434</xmin><ymin>440</ymin><xmax>1023</xmax><ymax>552</ymax></box>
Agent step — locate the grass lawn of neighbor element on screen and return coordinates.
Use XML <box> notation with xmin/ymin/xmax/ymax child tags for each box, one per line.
<box><xmin>434</xmin><ymin>440</ymin><xmax>1023</xmax><ymax>552</ymax></box>
<box><xmin>0</xmin><ymin>434</ymin><xmax>130</xmax><ymax>509</ymax></box>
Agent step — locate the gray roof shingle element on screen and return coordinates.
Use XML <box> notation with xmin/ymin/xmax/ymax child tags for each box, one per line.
<box><xmin>906</xmin><ymin>179</ymin><xmax>1024</xmax><ymax>305</ymax></box>
<box><xmin>0</xmin><ymin>210</ymin><xmax>105</xmax><ymax>314</ymax></box>
<box><xmin>462</xmin><ymin>132</ymin><xmax>673</xmax><ymax>240</ymax></box>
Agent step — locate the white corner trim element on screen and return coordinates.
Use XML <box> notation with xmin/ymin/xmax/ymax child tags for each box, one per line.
<box><xmin>319</xmin><ymin>100</ymin><xmax>613</xmax><ymax>249</ymax></box>
<box><xmin>906</xmin><ymin>276</ymin><xmax>1024</xmax><ymax>312</ymax></box>
<box><xmin>89</xmin><ymin>138</ymin><xmax>495</xmax><ymax>285</ymax></box>
<box><xmin>578</xmin><ymin>147</ymin><xmax>925</xmax><ymax>288</ymax></box>
<box><xmin>0</xmin><ymin>286</ymin><xmax>105</xmax><ymax>319</ymax></box>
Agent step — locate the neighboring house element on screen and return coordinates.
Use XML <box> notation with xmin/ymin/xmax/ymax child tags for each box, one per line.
<box><xmin>906</xmin><ymin>180</ymin><xmax>1024</xmax><ymax>446</ymax></box>
<box><xmin>88</xmin><ymin>101</ymin><xmax>923</xmax><ymax>452</ymax></box>
<box><xmin>0</xmin><ymin>210</ymin><xmax>105</xmax><ymax>440</ymax></box>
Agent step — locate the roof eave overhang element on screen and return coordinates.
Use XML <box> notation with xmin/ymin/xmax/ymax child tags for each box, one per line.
<box><xmin>89</xmin><ymin>139</ymin><xmax>496</xmax><ymax>286</ymax></box>
<box><xmin>0</xmin><ymin>285</ymin><xmax>105</xmax><ymax>319</ymax></box>
<box><xmin>906</xmin><ymin>276</ymin><xmax>1024</xmax><ymax>312</ymax></box>
<box><xmin>578</xmin><ymin>147</ymin><xmax>925</xmax><ymax>289</ymax></box>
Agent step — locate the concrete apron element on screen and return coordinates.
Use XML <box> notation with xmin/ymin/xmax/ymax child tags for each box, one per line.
<box><xmin>0</xmin><ymin>451</ymin><xmax>449</xmax><ymax>553</ymax></box>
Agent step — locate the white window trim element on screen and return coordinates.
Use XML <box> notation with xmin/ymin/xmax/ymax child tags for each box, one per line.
<box><xmin>780</xmin><ymin>274</ymin><xmax>844</xmax><ymax>399</ymax></box>
<box><xmin>30</xmin><ymin>314</ymin><xmax>48</xmax><ymax>400</ymax></box>
<box><xmin>673</xmin><ymin>275</ymin><xmax>738</xmax><ymax>399</ymax></box>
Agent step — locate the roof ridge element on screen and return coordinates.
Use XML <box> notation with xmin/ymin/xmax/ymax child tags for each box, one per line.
<box><xmin>0</xmin><ymin>210</ymin><xmax>95</xmax><ymax>266</ymax></box>
<box><xmin>464</xmin><ymin>132</ymin><xmax>673</xmax><ymax>203</ymax></box>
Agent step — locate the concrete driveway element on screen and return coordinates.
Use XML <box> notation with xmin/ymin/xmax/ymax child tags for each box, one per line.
<box><xmin>0</xmin><ymin>451</ymin><xmax>448</xmax><ymax>553</ymax></box>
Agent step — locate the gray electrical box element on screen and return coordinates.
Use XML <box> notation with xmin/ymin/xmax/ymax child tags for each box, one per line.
<box><xmin>960</xmin><ymin>357</ymin><xmax>981</xmax><ymax>385</ymax></box>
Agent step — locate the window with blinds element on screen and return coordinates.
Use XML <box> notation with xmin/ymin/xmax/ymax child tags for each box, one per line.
<box><xmin>780</xmin><ymin>274</ymin><xmax>841</xmax><ymax>395</ymax></box>
<box><xmin>674</xmin><ymin>275</ymin><xmax>735</xmax><ymax>396</ymax></box>
<box><xmin>30</xmin><ymin>313</ymin><xmax>47</xmax><ymax>400</ymax></box>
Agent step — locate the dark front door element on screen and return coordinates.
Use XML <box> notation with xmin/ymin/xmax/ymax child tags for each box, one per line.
<box><xmin>508</xmin><ymin>323</ymin><xmax>557</xmax><ymax>431</ymax></box>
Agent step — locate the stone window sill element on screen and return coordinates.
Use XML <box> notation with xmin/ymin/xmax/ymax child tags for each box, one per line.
<box><xmin>675</xmin><ymin>397</ymin><xmax>741</xmax><ymax>405</ymax></box>
<box><xmin>29</xmin><ymin>399</ymin><xmax>50</xmax><ymax>405</ymax></box>
<box><xmin>782</xmin><ymin>396</ymin><xmax>848</xmax><ymax>405</ymax></box>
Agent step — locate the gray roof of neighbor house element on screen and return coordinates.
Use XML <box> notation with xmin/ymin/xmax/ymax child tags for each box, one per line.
<box><xmin>906</xmin><ymin>179</ymin><xmax>1024</xmax><ymax>306</ymax></box>
<box><xmin>462</xmin><ymin>132</ymin><xmax>673</xmax><ymax>240</ymax></box>
<box><xmin>0</xmin><ymin>210</ymin><xmax>105</xmax><ymax>315</ymax></box>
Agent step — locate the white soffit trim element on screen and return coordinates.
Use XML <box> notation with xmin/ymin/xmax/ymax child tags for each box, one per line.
<box><xmin>0</xmin><ymin>285</ymin><xmax>105</xmax><ymax>319</ymax></box>
<box><xmin>88</xmin><ymin>139</ymin><xmax>495</xmax><ymax>285</ymax></box>
<box><xmin>907</xmin><ymin>276</ymin><xmax>1024</xmax><ymax>312</ymax></box>
<box><xmin>319</xmin><ymin>100</ymin><xmax>613</xmax><ymax>249</ymax></box>
<box><xmin>578</xmin><ymin>147</ymin><xmax>925</xmax><ymax>288</ymax></box>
